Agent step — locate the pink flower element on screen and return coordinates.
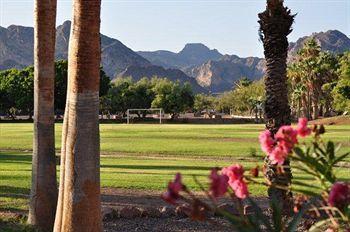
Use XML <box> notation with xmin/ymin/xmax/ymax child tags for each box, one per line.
<box><xmin>222</xmin><ymin>164</ymin><xmax>249</xmax><ymax>199</ymax></box>
<box><xmin>259</xmin><ymin>130</ymin><xmax>275</xmax><ymax>154</ymax></box>
<box><xmin>297</xmin><ymin>118</ymin><xmax>311</xmax><ymax>137</ymax></box>
<box><xmin>328</xmin><ymin>182</ymin><xmax>350</xmax><ymax>209</ymax></box>
<box><xmin>269</xmin><ymin>146</ymin><xmax>288</xmax><ymax>165</ymax></box>
<box><xmin>231</xmin><ymin>179</ymin><xmax>249</xmax><ymax>199</ymax></box>
<box><xmin>209</xmin><ymin>168</ymin><xmax>229</xmax><ymax>198</ymax></box>
<box><xmin>275</xmin><ymin>126</ymin><xmax>298</xmax><ymax>153</ymax></box>
<box><xmin>222</xmin><ymin>164</ymin><xmax>244</xmax><ymax>182</ymax></box>
<box><xmin>162</xmin><ymin>173</ymin><xmax>183</xmax><ymax>205</ymax></box>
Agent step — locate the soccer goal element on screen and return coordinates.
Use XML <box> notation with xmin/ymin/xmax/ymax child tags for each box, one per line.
<box><xmin>126</xmin><ymin>108</ymin><xmax>163</xmax><ymax>124</ymax></box>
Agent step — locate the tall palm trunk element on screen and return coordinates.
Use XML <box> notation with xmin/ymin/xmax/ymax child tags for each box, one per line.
<box><xmin>301</xmin><ymin>93</ymin><xmax>308</xmax><ymax>118</ymax></box>
<box><xmin>312</xmin><ymin>92</ymin><xmax>319</xmax><ymax>119</ymax></box>
<box><xmin>28</xmin><ymin>0</ymin><xmax>58</xmax><ymax>231</ymax></box>
<box><xmin>258</xmin><ymin>0</ymin><xmax>295</xmax><ymax>210</ymax></box>
<box><xmin>53</xmin><ymin>1</ymin><xmax>102</xmax><ymax>231</ymax></box>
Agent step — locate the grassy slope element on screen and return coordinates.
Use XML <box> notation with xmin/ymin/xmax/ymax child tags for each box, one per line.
<box><xmin>0</xmin><ymin>123</ymin><xmax>349</xmax><ymax>211</ymax></box>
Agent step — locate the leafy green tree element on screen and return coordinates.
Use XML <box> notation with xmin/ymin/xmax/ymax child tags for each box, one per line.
<box><xmin>54</xmin><ymin>60</ymin><xmax>110</xmax><ymax>114</ymax></box>
<box><xmin>54</xmin><ymin>60</ymin><xmax>68</xmax><ymax>113</ymax></box>
<box><xmin>0</xmin><ymin>68</ymin><xmax>34</xmax><ymax>118</ymax></box>
<box><xmin>193</xmin><ymin>94</ymin><xmax>215</xmax><ymax>113</ymax></box>
<box><xmin>0</xmin><ymin>69</ymin><xmax>15</xmax><ymax>116</ymax></box>
<box><xmin>106</xmin><ymin>77</ymin><xmax>156</xmax><ymax>117</ymax></box>
<box><xmin>152</xmin><ymin>79</ymin><xmax>194</xmax><ymax>118</ymax></box>
<box><xmin>107</xmin><ymin>78</ymin><xmax>133</xmax><ymax>116</ymax></box>
<box><xmin>129</xmin><ymin>78</ymin><xmax>155</xmax><ymax>117</ymax></box>
<box><xmin>216</xmin><ymin>80</ymin><xmax>265</xmax><ymax>116</ymax></box>
<box><xmin>0</xmin><ymin>61</ymin><xmax>111</xmax><ymax>117</ymax></box>
<box><xmin>332</xmin><ymin>52</ymin><xmax>350</xmax><ymax>113</ymax></box>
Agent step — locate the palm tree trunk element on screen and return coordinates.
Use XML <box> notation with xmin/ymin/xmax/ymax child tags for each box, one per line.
<box><xmin>302</xmin><ymin>94</ymin><xmax>308</xmax><ymax>118</ymax></box>
<box><xmin>53</xmin><ymin>1</ymin><xmax>102</xmax><ymax>231</ymax></box>
<box><xmin>312</xmin><ymin>89</ymin><xmax>319</xmax><ymax>119</ymax></box>
<box><xmin>258</xmin><ymin>0</ymin><xmax>295</xmax><ymax>211</ymax></box>
<box><xmin>28</xmin><ymin>1</ymin><xmax>58</xmax><ymax>231</ymax></box>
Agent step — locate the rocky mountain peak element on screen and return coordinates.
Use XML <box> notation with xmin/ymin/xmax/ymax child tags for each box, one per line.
<box><xmin>178</xmin><ymin>43</ymin><xmax>222</xmax><ymax>65</ymax></box>
<box><xmin>289</xmin><ymin>29</ymin><xmax>350</xmax><ymax>56</ymax></box>
<box><xmin>180</xmin><ymin>43</ymin><xmax>213</xmax><ymax>54</ymax></box>
<box><xmin>0</xmin><ymin>21</ymin><xmax>150</xmax><ymax>78</ymax></box>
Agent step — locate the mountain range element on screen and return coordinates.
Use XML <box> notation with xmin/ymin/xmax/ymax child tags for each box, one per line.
<box><xmin>138</xmin><ymin>43</ymin><xmax>223</xmax><ymax>70</ymax></box>
<box><xmin>0</xmin><ymin>21</ymin><xmax>151</xmax><ymax>77</ymax></box>
<box><xmin>1</xmin><ymin>20</ymin><xmax>349</xmax><ymax>93</ymax></box>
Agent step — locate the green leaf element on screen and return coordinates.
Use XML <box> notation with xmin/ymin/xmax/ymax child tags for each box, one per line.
<box><xmin>326</xmin><ymin>141</ymin><xmax>335</xmax><ymax>160</ymax></box>
<box><xmin>331</xmin><ymin>152</ymin><xmax>350</xmax><ymax>167</ymax></box>
<box><xmin>270</xmin><ymin>196</ymin><xmax>282</xmax><ymax>232</ymax></box>
<box><xmin>247</xmin><ymin>198</ymin><xmax>274</xmax><ymax>231</ymax></box>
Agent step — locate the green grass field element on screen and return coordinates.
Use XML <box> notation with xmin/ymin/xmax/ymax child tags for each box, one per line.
<box><xmin>1</xmin><ymin>123</ymin><xmax>349</xmax><ymax>211</ymax></box>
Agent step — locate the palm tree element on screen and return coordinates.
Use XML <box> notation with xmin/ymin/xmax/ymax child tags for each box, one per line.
<box><xmin>28</xmin><ymin>0</ymin><xmax>58</xmax><ymax>231</ymax></box>
<box><xmin>53</xmin><ymin>1</ymin><xmax>102</xmax><ymax>231</ymax></box>
<box><xmin>298</xmin><ymin>39</ymin><xmax>321</xmax><ymax>119</ymax></box>
<box><xmin>288</xmin><ymin>63</ymin><xmax>308</xmax><ymax>118</ymax></box>
<box><xmin>258</xmin><ymin>0</ymin><xmax>295</xmax><ymax>209</ymax></box>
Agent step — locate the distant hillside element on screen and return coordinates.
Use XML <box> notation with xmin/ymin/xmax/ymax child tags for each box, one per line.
<box><xmin>185</xmin><ymin>30</ymin><xmax>350</xmax><ymax>92</ymax></box>
<box><xmin>55</xmin><ymin>21</ymin><xmax>152</xmax><ymax>78</ymax></box>
<box><xmin>116</xmin><ymin>65</ymin><xmax>206</xmax><ymax>93</ymax></box>
<box><xmin>0</xmin><ymin>25</ymin><xmax>34</xmax><ymax>70</ymax></box>
<box><xmin>1</xmin><ymin>23</ymin><xmax>349</xmax><ymax>93</ymax></box>
<box><xmin>138</xmin><ymin>43</ymin><xmax>223</xmax><ymax>70</ymax></box>
<box><xmin>0</xmin><ymin>21</ymin><xmax>151</xmax><ymax>78</ymax></box>
<box><xmin>289</xmin><ymin>30</ymin><xmax>350</xmax><ymax>56</ymax></box>
<box><xmin>188</xmin><ymin>55</ymin><xmax>265</xmax><ymax>93</ymax></box>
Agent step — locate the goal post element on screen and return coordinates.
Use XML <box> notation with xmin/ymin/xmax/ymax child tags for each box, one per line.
<box><xmin>126</xmin><ymin>108</ymin><xmax>163</xmax><ymax>124</ymax></box>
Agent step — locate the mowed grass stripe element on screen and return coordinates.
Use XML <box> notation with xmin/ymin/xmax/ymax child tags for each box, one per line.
<box><xmin>0</xmin><ymin>123</ymin><xmax>349</xmax><ymax>211</ymax></box>
<box><xmin>1</xmin><ymin>123</ymin><xmax>349</xmax><ymax>156</ymax></box>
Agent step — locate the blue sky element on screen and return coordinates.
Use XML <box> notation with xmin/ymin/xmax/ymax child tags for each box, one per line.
<box><xmin>0</xmin><ymin>0</ymin><xmax>349</xmax><ymax>57</ymax></box>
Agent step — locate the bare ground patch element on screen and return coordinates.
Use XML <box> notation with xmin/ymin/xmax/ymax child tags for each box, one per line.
<box><xmin>310</xmin><ymin>115</ymin><xmax>350</xmax><ymax>125</ymax></box>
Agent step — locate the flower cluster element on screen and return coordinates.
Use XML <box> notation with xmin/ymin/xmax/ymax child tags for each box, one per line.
<box><xmin>163</xmin><ymin>164</ymin><xmax>250</xmax><ymax>207</ymax></box>
<box><xmin>328</xmin><ymin>182</ymin><xmax>350</xmax><ymax>209</ymax></box>
<box><xmin>259</xmin><ymin>118</ymin><xmax>311</xmax><ymax>165</ymax></box>
<box><xmin>209</xmin><ymin>168</ymin><xmax>229</xmax><ymax>198</ymax></box>
<box><xmin>162</xmin><ymin>173</ymin><xmax>184</xmax><ymax>204</ymax></box>
<box><xmin>221</xmin><ymin>164</ymin><xmax>249</xmax><ymax>199</ymax></box>
<box><xmin>161</xmin><ymin>120</ymin><xmax>350</xmax><ymax>230</ymax></box>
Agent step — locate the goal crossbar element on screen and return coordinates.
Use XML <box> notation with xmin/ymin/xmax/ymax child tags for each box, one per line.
<box><xmin>126</xmin><ymin>108</ymin><xmax>163</xmax><ymax>124</ymax></box>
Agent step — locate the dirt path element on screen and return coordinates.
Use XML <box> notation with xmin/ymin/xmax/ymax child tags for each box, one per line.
<box><xmin>101</xmin><ymin>188</ymin><xmax>268</xmax><ymax>232</ymax></box>
<box><xmin>1</xmin><ymin>187</ymin><xmax>269</xmax><ymax>231</ymax></box>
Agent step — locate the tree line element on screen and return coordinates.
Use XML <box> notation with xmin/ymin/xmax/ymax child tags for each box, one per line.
<box><xmin>288</xmin><ymin>39</ymin><xmax>350</xmax><ymax>119</ymax></box>
<box><xmin>194</xmin><ymin>40</ymin><xmax>350</xmax><ymax>120</ymax></box>
<box><xmin>0</xmin><ymin>60</ymin><xmax>110</xmax><ymax>118</ymax></box>
<box><xmin>0</xmin><ymin>60</ymin><xmax>195</xmax><ymax>119</ymax></box>
<box><xmin>1</xmin><ymin>45</ymin><xmax>349</xmax><ymax>122</ymax></box>
<box><xmin>101</xmin><ymin>77</ymin><xmax>194</xmax><ymax>119</ymax></box>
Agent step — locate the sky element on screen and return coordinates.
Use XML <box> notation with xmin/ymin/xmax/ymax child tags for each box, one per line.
<box><xmin>0</xmin><ymin>0</ymin><xmax>349</xmax><ymax>57</ymax></box>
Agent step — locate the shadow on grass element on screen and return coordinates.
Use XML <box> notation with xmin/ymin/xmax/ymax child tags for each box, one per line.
<box><xmin>0</xmin><ymin>186</ymin><xmax>29</xmax><ymax>199</ymax></box>
<box><xmin>0</xmin><ymin>154</ymin><xmax>32</xmax><ymax>164</ymax></box>
<box><xmin>101</xmin><ymin>171</ymin><xmax>209</xmax><ymax>178</ymax></box>
<box><xmin>101</xmin><ymin>164</ymin><xmax>213</xmax><ymax>171</ymax></box>
<box><xmin>0</xmin><ymin>218</ymin><xmax>36</xmax><ymax>232</ymax></box>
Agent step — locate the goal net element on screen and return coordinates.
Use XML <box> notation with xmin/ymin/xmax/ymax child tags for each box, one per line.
<box><xmin>126</xmin><ymin>108</ymin><xmax>163</xmax><ymax>124</ymax></box>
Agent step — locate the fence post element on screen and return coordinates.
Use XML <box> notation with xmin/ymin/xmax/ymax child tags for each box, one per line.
<box><xmin>127</xmin><ymin>109</ymin><xmax>129</xmax><ymax>124</ymax></box>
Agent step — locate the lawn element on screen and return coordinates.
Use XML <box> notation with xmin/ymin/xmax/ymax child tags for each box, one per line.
<box><xmin>0</xmin><ymin>123</ymin><xmax>349</xmax><ymax>211</ymax></box>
